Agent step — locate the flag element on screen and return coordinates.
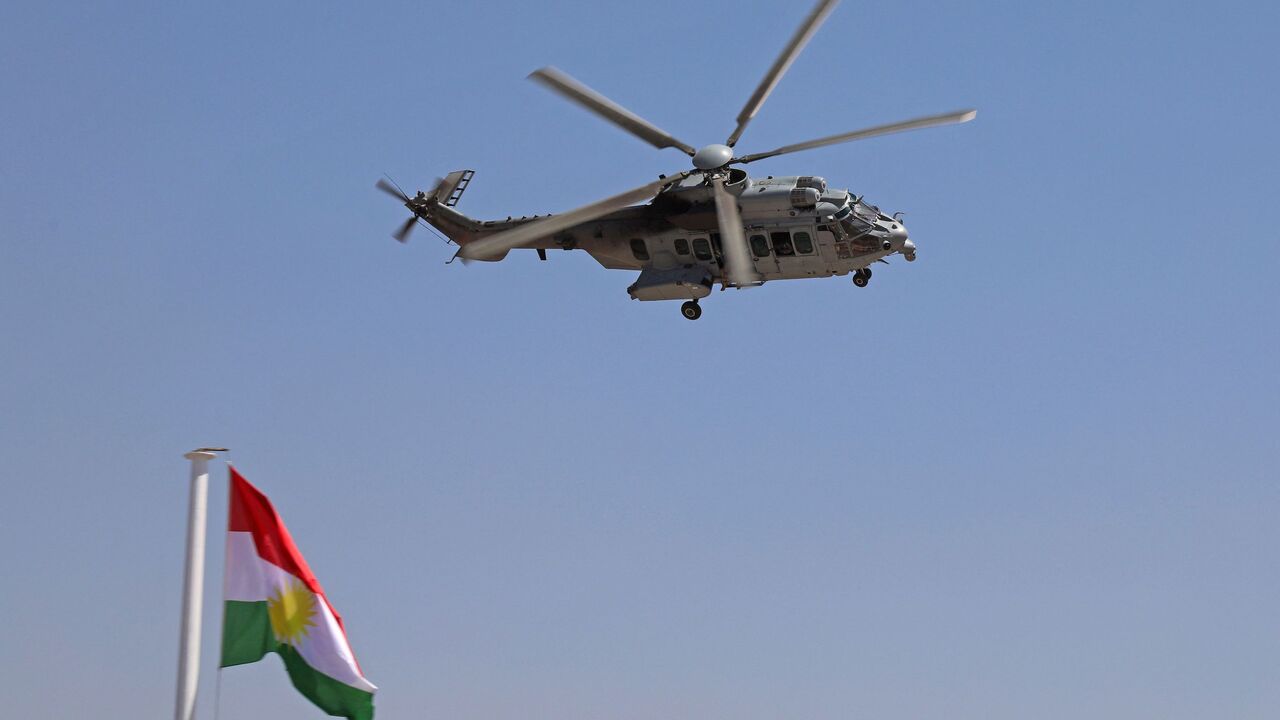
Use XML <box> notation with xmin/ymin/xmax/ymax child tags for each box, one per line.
<box><xmin>221</xmin><ymin>466</ymin><xmax>376</xmax><ymax>720</ymax></box>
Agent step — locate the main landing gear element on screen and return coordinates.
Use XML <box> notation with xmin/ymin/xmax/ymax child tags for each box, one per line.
<box><xmin>680</xmin><ymin>300</ymin><xmax>702</xmax><ymax>320</ymax></box>
<box><xmin>852</xmin><ymin>267</ymin><xmax>872</xmax><ymax>288</ymax></box>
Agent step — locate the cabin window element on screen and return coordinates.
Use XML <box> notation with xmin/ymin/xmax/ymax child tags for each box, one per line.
<box><xmin>793</xmin><ymin>231</ymin><xmax>814</xmax><ymax>255</ymax></box>
<box><xmin>692</xmin><ymin>237</ymin><xmax>712</xmax><ymax>261</ymax></box>
<box><xmin>771</xmin><ymin>231</ymin><xmax>794</xmax><ymax>256</ymax></box>
<box><xmin>674</xmin><ymin>238</ymin><xmax>690</xmax><ymax>256</ymax></box>
<box><xmin>750</xmin><ymin>234</ymin><xmax>770</xmax><ymax>256</ymax></box>
<box><xmin>629</xmin><ymin>238</ymin><xmax>649</xmax><ymax>261</ymax></box>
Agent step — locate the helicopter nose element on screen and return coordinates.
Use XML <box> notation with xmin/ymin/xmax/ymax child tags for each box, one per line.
<box><xmin>902</xmin><ymin>238</ymin><xmax>917</xmax><ymax>261</ymax></box>
<box><xmin>885</xmin><ymin>222</ymin><xmax>909</xmax><ymax>251</ymax></box>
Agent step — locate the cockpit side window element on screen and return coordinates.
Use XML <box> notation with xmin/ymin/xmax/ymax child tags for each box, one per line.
<box><xmin>674</xmin><ymin>238</ymin><xmax>690</xmax><ymax>256</ymax></box>
<box><xmin>692</xmin><ymin>237</ymin><xmax>712</xmax><ymax>261</ymax></box>
<box><xmin>793</xmin><ymin>231</ymin><xmax>814</xmax><ymax>254</ymax></box>
<box><xmin>750</xmin><ymin>234</ymin><xmax>770</xmax><ymax>256</ymax></box>
<box><xmin>629</xmin><ymin>238</ymin><xmax>650</xmax><ymax>261</ymax></box>
<box><xmin>771</xmin><ymin>231</ymin><xmax>794</xmax><ymax>256</ymax></box>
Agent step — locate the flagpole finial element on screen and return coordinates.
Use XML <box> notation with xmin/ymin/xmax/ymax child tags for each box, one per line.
<box><xmin>185</xmin><ymin>448</ymin><xmax>225</xmax><ymax>461</ymax></box>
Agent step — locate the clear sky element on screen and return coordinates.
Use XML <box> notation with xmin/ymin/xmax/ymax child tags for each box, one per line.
<box><xmin>1</xmin><ymin>1</ymin><xmax>1277</xmax><ymax>718</ymax></box>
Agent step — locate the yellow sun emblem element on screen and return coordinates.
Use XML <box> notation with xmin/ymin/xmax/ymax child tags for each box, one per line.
<box><xmin>267</xmin><ymin>578</ymin><xmax>318</xmax><ymax>646</ymax></box>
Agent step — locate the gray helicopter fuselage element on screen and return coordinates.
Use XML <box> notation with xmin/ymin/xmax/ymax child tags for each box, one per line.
<box><xmin>472</xmin><ymin>172</ymin><xmax>911</xmax><ymax>302</ymax></box>
<box><xmin>450</xmin><ymin>172</ymin><xmax>913</xmax><ymax>300</ymax></box>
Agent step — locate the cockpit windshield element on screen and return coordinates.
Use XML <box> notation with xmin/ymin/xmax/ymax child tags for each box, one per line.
<box><xmin>834</xmin><ymin>199</ymin><xmax>878</xmax><ymax>238</ymax></box>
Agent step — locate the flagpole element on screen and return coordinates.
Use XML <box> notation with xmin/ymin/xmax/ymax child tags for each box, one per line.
<box><xmin>175</xmin><ymin>448</ymin><xmax>222</xmax><ymax>720</ymax></box>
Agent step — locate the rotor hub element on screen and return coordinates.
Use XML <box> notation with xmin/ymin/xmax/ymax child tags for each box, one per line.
<box><xmin>692</xmin><ymin>143</ymin><xmax>734</xmax><ymax>170</ymax></box>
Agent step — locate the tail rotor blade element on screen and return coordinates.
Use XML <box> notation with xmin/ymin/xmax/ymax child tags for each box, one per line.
<box><xmin>425</xmin><ymin>176</ymin><xmax>445</xmax><ymax>202</ymax></box>
<box><xmin>711</xmin><ymin>176</ymin><xmax>758</xmax><ymax>287</ymax></box>
<box><xmin>392</xmin><ymin>215</ymin><xmax>418</xmax><ymax>243</ymax></box>
<box><xmin>376</xmin><ymin>177</ymin><xmax>410</xmax><ymax>203</ymax></box>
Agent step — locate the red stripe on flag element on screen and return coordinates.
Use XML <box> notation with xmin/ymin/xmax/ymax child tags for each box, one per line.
<box><xmin>228</xmin><ymin>466</ymin><xmax>325</xmax><ymax>594</ymax></box>
<box><xmin>226</xmin><ymin>466</ymin><xmax>357</xmax><ymax>654</ymax></box>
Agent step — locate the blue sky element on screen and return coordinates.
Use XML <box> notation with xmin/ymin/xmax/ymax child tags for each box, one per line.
<box><xmin>1</xmin><ymin>1</ymin><xmax>1277</xmax><ymax>718</ymax></box>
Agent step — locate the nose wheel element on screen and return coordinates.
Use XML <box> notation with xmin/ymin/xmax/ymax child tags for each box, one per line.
<box><xmin>853</xmin><ymin>268</ymin><xmax>872</xmax><ymax>287</ymax></box>
<box><xmin>680</xmin><ymin>300</ymin><xmax>702</xmax><ymax>320</ymax></box>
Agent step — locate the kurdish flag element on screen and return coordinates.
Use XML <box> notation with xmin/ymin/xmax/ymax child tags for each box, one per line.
<box><xmin>221</xmin><ymin>467</ymin><xmax>376</xmax><ymax>720</ymax></box>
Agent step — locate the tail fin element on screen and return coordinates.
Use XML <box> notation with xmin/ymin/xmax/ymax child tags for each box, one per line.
<box><xmin>431</xmin><ymin>170</ymin><xmax>474</xmax><ymax>207</ymax></box>
<box><xmin>420</xmin><ymin>170</ymin><xmax>483</xmax><ymax>247</ymax></box>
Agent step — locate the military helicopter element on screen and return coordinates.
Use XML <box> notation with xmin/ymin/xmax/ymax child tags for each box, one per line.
<box><xmin>377</xmin><ymin>0</ymin><xmax>974</xmax><ymax>320</ymax></box>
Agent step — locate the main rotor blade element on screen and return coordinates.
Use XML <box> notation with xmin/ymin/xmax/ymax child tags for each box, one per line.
<box><xmin>376</xmin><ymin>178</ymin><xmax>410</xmax><ymax>203</ymax></box>
<box><xmin>392</xmin><ymin>215</ymin><xmax>418</xmax><ymax>243</ymax></box>
<box><xmin>732</xmin><ymin>109</ymin><xmax>977</xmax><ymax>164</ymax></box>
<box><xmin>725</xmin><ymin>0</ymin><xmax>839</xmax><ymax>148</ymax></box>
<box><xmin>529</xmin><ymin>67</ymin><xmax>697</xmax><ymax>156</ymax></box>
<box><xmin>459</xmin><ymin>171</ymin><xmax>692</xmax><ymax>260</ymax></box>
<box><xmin>711</xmin><ymin>177</ymin><xmax>758</xmax><ymax>288</ymax></box>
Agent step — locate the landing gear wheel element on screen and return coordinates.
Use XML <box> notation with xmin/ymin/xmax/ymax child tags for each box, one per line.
<box><xmin>852</xmin><ymin>270</ymin><xmax>869</xmax><ymax>288</ymax></box>
<box><xmin>680</xmin><ymin>300</ymin><xmax>702</xmax><ymax>320</ymax></box>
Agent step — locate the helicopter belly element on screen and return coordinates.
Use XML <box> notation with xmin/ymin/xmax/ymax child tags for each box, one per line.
<box><xmin>627</xmin><ymin>266</ymin><xmax>713</xmax><ymax>302</ymax></box>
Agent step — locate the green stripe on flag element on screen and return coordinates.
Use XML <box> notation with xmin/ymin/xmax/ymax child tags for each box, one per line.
<box><xmin>278</xmin><ymin>643</ymin><xmax>375</xmax><ymax>720</ymax></box>
<box><xmin>221</xmin><ymin>600</ymin><xmax>274</xmax><ymax>667</ymax></box>
<box><xmin>221</xmin><ymin>600</ymin><xmax>374</xmax><ymax>720</ymax></box>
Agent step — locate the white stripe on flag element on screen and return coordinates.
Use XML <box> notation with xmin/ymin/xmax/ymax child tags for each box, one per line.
<box><xmin>224</xmin><ymin>531</ymin><xmax>376</xmax><ymax>692</ymax></box>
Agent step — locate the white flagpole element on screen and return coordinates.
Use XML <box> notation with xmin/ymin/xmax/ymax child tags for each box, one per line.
<box><xmin>175</xmin><ymin>448</ymin><xmax>222</xmax><ymax>720</ymax></box>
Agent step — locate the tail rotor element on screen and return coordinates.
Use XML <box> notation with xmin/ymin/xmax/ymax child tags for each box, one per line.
<box><xmin>375</xmin><ymin>175</ymin><xmax>441</xmax><ymax>243</ymax></box>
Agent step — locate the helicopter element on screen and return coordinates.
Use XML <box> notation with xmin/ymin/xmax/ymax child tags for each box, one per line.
<box><xmin>376</xmin><ymin>0</ymin><xmax>974</xmax><ymax>320</ymax></box>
